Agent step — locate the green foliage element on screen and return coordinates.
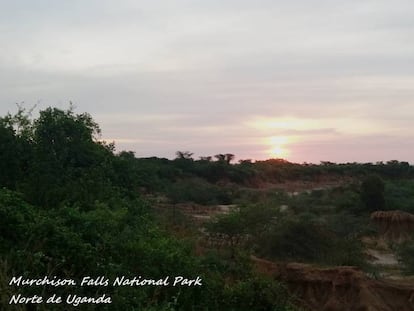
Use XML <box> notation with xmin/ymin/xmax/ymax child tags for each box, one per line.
<box><xmin>0</xmin><ymin>188</ymin><xmax>35</xmax><ymax>252</ymax></box>
<box><xmin>258</xmin><ymin>215</ymin><xmax>368</xmax><ymax>267</ymax></box>
<box><xmin>360</xmin><ymin>174</ymin><xmax>385</xmax><ymax>213</ymax></box>
<box><xmin>0</xmin><ymin>107</ymin><xmax>118</xmax><ymax>208</ymax></box>
<box><xmin>0</xmin><ymin>126</ymin><xmax>20</xmax><ymax>188</ymax></box>
<box><xmin>208</xmin><ymin>191</ymin><xmax>370</xmax><ymax>268</ymax></box>
<box><xmin>0</xmin><ymin>190</ymin><xmax>203</xmax><ymax>309</ymax></box>
<box><xmin>384</xmin><ymin>179</ymin><xmax>414</xmax><ymax>213</ymax></box>
<box><xmin>206</xmin><ymin>212</ymin><xmax>246</xmax><ymax>250</ymax></box>
<box><xmin>396</xmin><ymin>239</ymin><xmax>414</xmax><ymax>275</ymax></box>
<box><xmin>166</xmin><ymin>178</ymin><xmax>231</xmax><ymax>205</ymax></box>
<box><xmin>1</xmin><ymin>106</ymin><xmax>304</xmax><ymax>310</ymax></box>
<box><xmin>259</xmin><ymin>216</ymin><xmax>334</xmax><ymax>263</ymax></box>
<box><xmin>0</xmin><ymin>106</ymin><xmax>34</xmax><ymax>190</ymax></box>
<box><xmin>222</xmin><ymin>277</ymin><xmax>298</xmax><ymax>311</ymax></box>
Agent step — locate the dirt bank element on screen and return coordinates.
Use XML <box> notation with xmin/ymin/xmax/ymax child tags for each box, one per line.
<box><xmin>253</xmin><ymin>256</ymin><xmax>414</xmax><ymax>311</ymax></box>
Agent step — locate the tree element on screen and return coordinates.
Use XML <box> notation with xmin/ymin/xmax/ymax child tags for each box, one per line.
<box><xmin>175</xmin><ymin>151</ymin><xmax>193</xmax><ymax>160</ymax></box>
<box><xmin>397</xmin><ymin>240</ymin><xmax>414</xmax><ymax>275</ymax></box>
<box><xmin>214</xmin><ymin>153</ymin><xmax>234</xmax><ymax>164</ymax></box>
<box><xmin>225</xmin><ymin>153</ymin><xmax>235</xmax><ymax>164</ymax></box>
<box><xmin>12</xmin><ymin>107</ymin><xmax>115</xmax><ymax>208</ymax></box>
<box><xmin>0</xmin><ymin>105</ymin><xmax>34</xmax><ymax>189</ymax></box>
<box><xmin>0</xmin><ymin>124</ymin><xmax>20</xmax><ymax>188</ymax></box>
<box><xmin>214</xmin><ymin>154</ymin><xmax>226</xmax><ymax>162</ymax></box>
<box><xmin>206</xmin><ymin>212</ymin><xmax>245</xmax><ymax>252</ymax></box>
<box><xmin>360</xmin><ymin>174</ymin><xmax>385</xmax><ymax>212</ymax></box>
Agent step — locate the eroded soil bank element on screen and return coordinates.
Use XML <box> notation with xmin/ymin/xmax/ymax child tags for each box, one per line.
<box><xmin>253</xmin><ymin>256</ymin><xmax>414</xmax><ymax>311</ymax></box>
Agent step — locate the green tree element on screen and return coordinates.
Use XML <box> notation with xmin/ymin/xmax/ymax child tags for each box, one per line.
<box><xmin>397</xmin><ymin>240</ymin><xmax>414</xmax><ymax>275</ymax></box>
<box><xmin>360</xmin><ymin>174</ymin><xmax>385</xmax><ymax>212</ymax></box>
<box><xmin>0</xmin><ymin>124</ymin><xmax>20</xmax><ymax>188</ymax></box>
<box><xmin>206</xmin><ymin>212</ymin><xmax>246</xmax><ymax>253</ymax></box>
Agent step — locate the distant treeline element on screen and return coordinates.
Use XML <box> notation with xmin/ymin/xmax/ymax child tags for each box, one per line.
<box><xmin>120</xmin><ymin>152</ymin><xmax>413</xmax><ymax>194</ymax></box>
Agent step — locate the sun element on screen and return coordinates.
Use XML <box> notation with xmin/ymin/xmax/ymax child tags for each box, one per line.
<box><xmin>271</xmin><ymin>145</ymin><xmax>287</xmax><ymax>158</ymax></box>
<box><xmin>268</xmin><ymin>136</ymin><xmax>289</xmax><ymax>159</ymax></box>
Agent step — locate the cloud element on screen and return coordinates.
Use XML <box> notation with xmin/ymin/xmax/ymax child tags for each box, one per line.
<box><xmin>1</xmin><ymin>1</ymin><xmax>414</xmax><ymax>162</ymax></box>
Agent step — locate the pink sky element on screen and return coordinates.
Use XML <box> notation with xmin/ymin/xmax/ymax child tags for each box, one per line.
<box><xmin>1</xmin><ymin>1</ymin><xmax>414</xmax><ymax>163</ymax></box>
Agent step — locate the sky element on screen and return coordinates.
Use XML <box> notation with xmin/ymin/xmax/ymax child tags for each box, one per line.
<box><xmin>1</xmin><ymin>0</ymin><xmax>414</xmax><ymax>163</ymax></box>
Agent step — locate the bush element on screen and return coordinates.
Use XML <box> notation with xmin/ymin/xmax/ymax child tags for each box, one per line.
<box><xmin>396</xmin><ymin>240</ymin><xmax>414</xmax><ymax>275</ymax></box>
<box><xmin>259</xmin><ymin>217</ymin><xmax>335</xmax><ymax>263</ymax></box>
<box><xmin>256</xmin><ymin>215</ymin><xmax>369</xmax><ymax>268</ymax></box>
<box><xmin>166</xmin><ymin>178</ymin><xmax>231</xmax><ymax>205</ymax></box>
<box><xmin>360</xmin><ymin>175</ymin><xmax>385</xmax><ymax>212</ymax></box>
<box><xmin>222</xmin><ymin>277</ymin><xmax>299</xmax><ymax>311</ymax></box>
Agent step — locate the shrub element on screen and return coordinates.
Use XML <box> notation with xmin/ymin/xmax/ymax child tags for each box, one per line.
<box><xmin>396</xmin><ymin>240</ymin><xmax>414</xmax><ymax>275</ymax></box>
<box><xmin>360</xmin><ymin>175</ymin><xmax>385</xmax><ymax>212</ymax></box>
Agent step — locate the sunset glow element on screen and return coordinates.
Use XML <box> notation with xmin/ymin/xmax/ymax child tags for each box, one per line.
<box><xmin>268</xmin><ymin>136</ymin><xmax>289</xmax><ymax>159</ymax></box>
<box><xmin>270</xmin><ymin>145</ymin><xmax>288</xmax><ymax>158</ymax></box>
<box><xmin>248</xmin><ymin>116</ymin><xmax>384</xmax><ymax>136</ymax></box>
